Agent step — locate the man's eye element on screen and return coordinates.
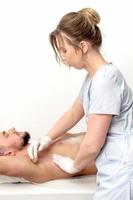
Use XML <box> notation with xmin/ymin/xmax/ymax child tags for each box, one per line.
<box><xmin>2</xmin><ymin>131</ymin><xmax>8</xmax><ymax>137</ymax></box>
<box><xmin>2</xmin><ymin>131</ymin><xmax>5</xmax><ymax>135</ymax></box>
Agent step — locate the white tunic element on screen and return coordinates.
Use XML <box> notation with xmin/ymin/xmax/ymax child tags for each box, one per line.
<box><xmin>78</xmin><ymin>63</ymin><xmax>133</xmax><ymax>200</ymax></box>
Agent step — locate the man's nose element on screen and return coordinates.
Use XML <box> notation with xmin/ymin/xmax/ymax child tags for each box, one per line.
<box><xmin>8</xmin><ymin>127</ymin><xmax>16</xmax><ymax>133</ymax></box>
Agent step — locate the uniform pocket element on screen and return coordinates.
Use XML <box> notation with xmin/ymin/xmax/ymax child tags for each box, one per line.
<box><xmin>105</xmin><ymin>139</ymin><xmax>124</xmax><ymax>162</ymax></box>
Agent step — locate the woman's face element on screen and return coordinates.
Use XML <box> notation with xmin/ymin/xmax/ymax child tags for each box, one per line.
<box><xmin>57</xmin><ymin>33</ymin><xmax>84</xmax><ymax>69</ymax></box>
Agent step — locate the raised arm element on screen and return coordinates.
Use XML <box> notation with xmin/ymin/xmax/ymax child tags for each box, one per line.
<box><xmin>0</xmin><ymin>154</ymin><xmax>42</xmax><ymax>182</ymax></box>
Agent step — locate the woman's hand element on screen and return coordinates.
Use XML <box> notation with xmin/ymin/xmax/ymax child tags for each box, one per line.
<box><xmin>27</xmin><ymin>136</ymin><xmax>52</xmax><ymax>162</ymax></box>
<box><xmin>52</xmin><ymin>154</ymin><xmax>80</xmax><ymax>174</ymax></box>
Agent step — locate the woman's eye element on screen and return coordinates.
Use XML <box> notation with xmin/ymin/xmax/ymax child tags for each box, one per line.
<box><xmin>63</xmin><ymin>49</ymin><xmax>67</xmax><ymax>53</ymax></box>
<box><xmin>61</xmin><ymin>48</ymin><xmax>67</xmax><ymax>53</ymax></box>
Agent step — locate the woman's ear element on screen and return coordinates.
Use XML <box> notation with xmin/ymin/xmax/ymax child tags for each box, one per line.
<box><xmin>79</xmin><ymin>41</ymin><xmax>91</xmax><ymax>54</ymax></box>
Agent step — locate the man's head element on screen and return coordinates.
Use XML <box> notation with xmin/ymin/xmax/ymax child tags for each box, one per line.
<box><xmin>0</xmin><ymin>127</ymin><xmax>30</xmax><ymax>156</ymax></box>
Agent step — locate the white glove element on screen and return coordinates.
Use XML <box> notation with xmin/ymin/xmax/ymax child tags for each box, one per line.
<box><xmin>27</xmin><ymin>136</ymin><xmax>52</xmax><ymax>162</ymax></box>
<box><xmin>52</xmin><ymin>154</ymin><xmax>80</xmax><ymax>174</ymax></box>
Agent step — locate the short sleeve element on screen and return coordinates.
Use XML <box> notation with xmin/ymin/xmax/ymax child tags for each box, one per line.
<box><xmin>78</xmin><ymin>82</ymin><xmax>85</xmax><ymax>101</ymax></box>
<box><xmin>89</xmin><ymin>76</ymin><xmax>122</xmax><ymax>116</ymax></box>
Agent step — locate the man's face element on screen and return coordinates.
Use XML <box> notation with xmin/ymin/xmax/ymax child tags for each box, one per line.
<box><xmin>0</xmin><ymin>128</ymin><xmax>30</xmax><ymax>155</ymax></box>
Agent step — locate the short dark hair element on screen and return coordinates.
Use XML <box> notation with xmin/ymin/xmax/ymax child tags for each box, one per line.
<box><xmin>21</xmin><ymin>131</ymin><xmax>30</xmax><ymax>148</ymax></box>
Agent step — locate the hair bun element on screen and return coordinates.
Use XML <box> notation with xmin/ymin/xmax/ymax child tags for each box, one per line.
<box><xmin>78</xmin><ymin>8</ymin><xmax>100</xmax><ymax>26</ymax></box>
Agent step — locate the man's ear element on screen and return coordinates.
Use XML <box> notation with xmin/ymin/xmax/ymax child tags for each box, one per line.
<box><xmin>79</xmin><ymin>41</ymin><xmax>91</xmax><ymax>54</ymax></box>
<box><xmin>4</xmin><ymin>150</ymin><xmax>16</xmax><ymax>156</ymax></box>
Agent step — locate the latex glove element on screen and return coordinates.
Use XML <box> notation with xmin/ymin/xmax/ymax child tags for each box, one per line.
<box><xmin>27</xmin><ymin>136</ymin><xmax>52</xmax><ymax>162</ymax></box>
<box><xmin>52</xmin><ymin>154</ymin><xmax>80</xmax><ymax>174</ymax></box>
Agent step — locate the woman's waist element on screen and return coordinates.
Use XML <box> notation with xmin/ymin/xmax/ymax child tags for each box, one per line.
<box><xmin>107</xmin><ymin>131</ymin><xmax>133</xmax><ymax>138</ymax></box>
<box><xmin>105</xmin><ymin>133</ymin><xmax>133</xmax><ymax>163</ymax></box>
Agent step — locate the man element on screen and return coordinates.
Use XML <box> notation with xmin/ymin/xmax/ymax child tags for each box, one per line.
<box><xmin>0</xmin><ymin>128</ymin><xmax>30</xmax><ymax>156</ymax></box>
<box><xmin>0</xmin><ymin>128</ymin><xmax>97</xmax><ymax>183</ymax></box>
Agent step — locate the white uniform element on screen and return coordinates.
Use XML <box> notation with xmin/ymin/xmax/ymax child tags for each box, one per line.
<box><xmin>78</xmin><ymin>63</ymin><xmax>133</xmax><ymax>200</ymax></box>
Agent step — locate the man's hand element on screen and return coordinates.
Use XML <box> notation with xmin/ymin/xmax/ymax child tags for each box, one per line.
<box><xmin>52</xmin><ymin>154</ymin><xmax>80</xmax><ymax>174</ymax></box>
<box><xmin>27</xmin><ymin>136</ymin><xmax>52</xmax><ymax>162</ymax></box>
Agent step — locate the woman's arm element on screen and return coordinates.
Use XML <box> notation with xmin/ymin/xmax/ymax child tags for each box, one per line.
<box><xmin>73</xmin><ymin>114</ymin><xmax>112</xmax><ymax>170</ymax></box>
<box><xmin>52</xmin><ymin>114</ymin><xmax>112</xmax><ymax>173</ymax></box>
<box><xmin>27</xmin><ymin>97</ymin><xmax>85</xmax><ymax>162</ymax></box>
<box><xmin>48</xmin><ymin>97</ymin><xmax>84</xmax><ymax>140</ymax></box>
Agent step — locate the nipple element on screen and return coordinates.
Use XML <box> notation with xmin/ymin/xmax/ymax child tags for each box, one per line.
<box><xmin>58</xmin><ymin>141</ymin><xmax>64</xmax><ymax>145</ymax></box>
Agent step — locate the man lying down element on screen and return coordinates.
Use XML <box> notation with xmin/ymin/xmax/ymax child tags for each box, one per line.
<box><xmin>0</xmin><ymin>128</ymin><xmax>97</xmax><ymax>183</ymax></box>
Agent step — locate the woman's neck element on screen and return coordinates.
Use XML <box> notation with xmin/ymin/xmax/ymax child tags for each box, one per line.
<box><xmin>83</xmin><ymin>49</ymin><xmax>108</xmax><ymax>76</ymax></box>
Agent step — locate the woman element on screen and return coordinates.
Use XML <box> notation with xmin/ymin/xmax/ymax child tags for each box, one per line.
<box><xmin>27</xmin><ymin>8</ymin><xmax>133</xmax><ymax>199</ymax></box>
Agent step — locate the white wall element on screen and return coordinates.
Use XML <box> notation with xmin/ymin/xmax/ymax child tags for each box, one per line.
<box><xmin>0</xmin><ymin>0</ymin><xmax>133</xmax><ymax>139</ymax></box>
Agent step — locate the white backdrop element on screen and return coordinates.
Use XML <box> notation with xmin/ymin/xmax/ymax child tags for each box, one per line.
<box><xmin>0</xmin><ymin>0</ymin><xmax>133</xmax><ymax>139</ymax></box>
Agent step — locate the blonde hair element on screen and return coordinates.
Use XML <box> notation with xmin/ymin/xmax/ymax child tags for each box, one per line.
<box><xmin>49</xmin><ymin>8</ymin><xmax>102</xmax><ymax>62</ymax></box>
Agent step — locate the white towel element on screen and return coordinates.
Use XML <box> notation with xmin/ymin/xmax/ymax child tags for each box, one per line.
<box><xmin>0</xmin><ymin>175</ymin><xmax>30</xmax><ymax>183</ymax></box>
